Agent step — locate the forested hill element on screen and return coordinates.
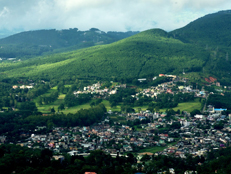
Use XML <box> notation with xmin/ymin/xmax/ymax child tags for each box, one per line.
<box><xmin>1</xmin><ymin>10</ymin><xmax>231</xmax><ymax>81</ymax></box>
<box><xmin>0</xmin><ymin>29</ymin><xmax>211</xmax><ymax>81</ymax></box>
<box><xmin>0</xmin><ymin>28</ymin><xmax>139</xmax><ymax>59</ymax></box>
<box><xmin>170</xmin><ymin>10</ymin><xmax>231</xmax><ymax>48</ymax></box>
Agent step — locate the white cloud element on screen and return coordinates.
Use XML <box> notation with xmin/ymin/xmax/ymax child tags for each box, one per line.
<box><xmin>0</xmin><ymin>0</ymin><xmax>231</xmax><ymax>32</ymax></box>
<box><xmin>0</xmin><ymin>7</ymin><xmax>9</xmax><ymax>17</ymax></box>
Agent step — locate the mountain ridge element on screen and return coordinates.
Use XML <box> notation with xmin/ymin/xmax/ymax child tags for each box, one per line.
<box><xmin>170</xmin><ymin>10</ymin><xmax>231</xmax><ymax>48</ymax></box>
<box><xmin>1</xmin><ymin>10</ymin><xmax>231</xmax><ymax>84</ymax></box>
<box><xmin>0</xmin><ymin>28</ymin><xmax>210</xmax><ymax>80</ymax></box>
<box><xmin>0</xmin><ymin>28</ymin><xmax>139</xmax><ymax>59</ymax></box>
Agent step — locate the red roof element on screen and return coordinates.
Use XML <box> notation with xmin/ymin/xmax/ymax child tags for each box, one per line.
<box><xmin>205</xmin><ymin>76</ymin><xmax>217</xmax><ymax>83</ymax></box>
<box><xmin>209</xmin><ymin>76</ymin><xmax>217</xmax><ymax>82</ymax></box>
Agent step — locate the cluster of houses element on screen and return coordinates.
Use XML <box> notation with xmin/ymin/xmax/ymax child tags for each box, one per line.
<box><xmin>72</xmin><ymin>75</ymin><xmax>210</xmax><ymax>102</ymax></box>
<box><xmin>16</xmin><ymin>120</ymin><xmax>158</xmax><ymax>155</ymax></box>
<box><xmin>5</xmin><ymin>103</ymin><xmax>229</xmax><ymax>164</ymax></box>
<box><xmin>3</xmin><ymin>74</ymin><xmax>231</xmax><ymax>172</ymax></box>
<box><xmin>134</xmin><ymin>83</ymin><xmax>198</xmax><ymax>99</ymax></box>
<box><xmin>12</xmin><ymin>85</ymin><xmax>34</xmax><ymax>89</ymax></box>
<box><xmin>73</xmin><ymin>82</ymin><xmax>126</xmax><ymax>96</ymax></box>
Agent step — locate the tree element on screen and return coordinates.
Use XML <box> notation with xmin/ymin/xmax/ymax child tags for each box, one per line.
<box><xmin>51</xmin><ymin>107</ymin><xmax>55</xmax><ymax>113</ymax></box>
<box><xmin>127</xmin><ymin>153</ymin><xmax>137</xmax><ymax>164</ymax></box>
<box><xmin>171</xmin><ymin>122</ymin><xmax>181</xmax><ymax>129</ymax></box>
<box><xmin>58</xmin><ymin>103</ymin><xmax>65</xmax><ymax>111</ymax></box>
<box><xmin>214</xmin><ymin>121</ymin><xmax>224</xmax><ymax>130</ymax></box>
<box><xmin>140</xmin><ymin>154</ymin><xmax>151</xmax><ymax>162</ymax></box>
<box><xmin>18</xmin><ymin>101</ymin><xmax>38</xmax><ymax>112</ymax></box>
<box><xmin>90</xmin><ymin>101</ymin><xmax>95</xmax><ymax>107</ymax></box>
<box><xmin>155</xmin><ymin>106</ymin><xmax>160</xmax><ymax>113</ymax></box>
<box><xmin>95</xmin><ymin>98</ymin><xmax>102</xmax><ymax>105</ymax></box>
<box><xmin>38</xmin><ymin>96</ymin><xmax>42</xmax><ymax>105</ymax></box>
<box><xmin>110</xmin><ymin>101</ymin><xmax>117</xmax><ymax>108</ymax></box>
<box><xmin>47</xmin><ymin>120</ymin><xmax>54</xmax><ymax>129</ymax></box>
<box><xmin>190</xmin><ymin>109</ymin><xmax>201</xmax><ymax>116</ymax></box>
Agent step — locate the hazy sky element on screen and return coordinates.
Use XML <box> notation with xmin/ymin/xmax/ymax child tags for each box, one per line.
<box><xmin>0</xmin><ymin>0</ymin><xmax>231</xmax><ymax>32</ymax></box>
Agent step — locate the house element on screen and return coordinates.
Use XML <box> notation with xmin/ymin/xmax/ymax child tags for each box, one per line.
<box><xmin>138</xmin><ymin>79</ymin><xmax>147</xmax><ymax>82</ymax></box>
<box><xmin>153</xmin><ymin>112</ymin><xmax>160</xmax><ymax>119</ymax></box>
<box><xmin>53</xmin><ymin>155</ymin><xmax>65</xmax><ymax>163</ymax></box>
<box><xmin>194</xmin><ymin>115</ymin><xmax>205</xmax><ymax>119</ymax></box>
<box><xmin>0</xmin><ymin>136</ymin><xmax>6</xmax><ymax>143</ymax></box>
<box><xmin>137</xmin><ymin>152</ymin><xmax>154</xmax><ymax>161</ymax></box>
<box><xmin>216</xmin><ymin>82</ymin><xmax>221</xmax><ymax>87</ymax></box>
<box><xmin>161</xmin><ymin>112</ymin><xmax>167</xmax><ymax>117</ymax></box>
<box><xmin>159</xmin><ymin>74</ymin><xmax>165</xmax><ymax>77</ymax></box>
<box><xmin>67</xmin><ymin>150</ymin><xmax>78</xmax><ymax>156</ymax></box>
<box><xmin>211</xmin><ymin>108</ymin><xmax>227</xmax><ymax>113</ymax></box>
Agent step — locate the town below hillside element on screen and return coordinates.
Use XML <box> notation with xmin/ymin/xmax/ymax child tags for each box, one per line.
<box><xmin>0</xmin><ymin>73</ymin><xmax>231</xmax><ymax>173</ymax></box>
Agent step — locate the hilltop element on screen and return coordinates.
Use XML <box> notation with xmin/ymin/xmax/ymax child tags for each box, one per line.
<box><xmin>170</xmin><ymin>10</ymin><xmax>231</xmax><ymax>48</ymax></box>
<box><xmin>1</xmin><ymin>10</ymin><xmax>231</xmax><ymax>84</ymax></box>
<box><xmin>0</xmin><ymin>28</ymin><xmax>138</xmax><ymax>59</ymax></box>
<box><xmin>0</xmin><ymin>29</ymin><xmax>209</xmax><ymax>81</ymax></box>
<box><xmin>169</xmin><ymin>10</ymin><xmax>231</xmax><ymax>83</ymax></box>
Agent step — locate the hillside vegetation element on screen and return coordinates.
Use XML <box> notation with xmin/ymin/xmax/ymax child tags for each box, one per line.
<box><xmin>170</xmin><ymin>10</ymin><xmax>231</xmax><ymax>48</ymax></box>
<box><xmin>1</xmin><ymin>10</ymin><xmax>231</xmax><ymax>83</ymax></box>
<box><xmin>0</xmin><ymin>28</ymin><xmax>138</xmax><ymax>59</ymax></box>
<box><xmin>168</xmin><ymin>10</ymin><xmax>231</xmax><ymax>82</ymax></box>
<box><xmin>0</xmin><ymin>29</ymin><xmax>210</xmax><ymax>81</ymax></box>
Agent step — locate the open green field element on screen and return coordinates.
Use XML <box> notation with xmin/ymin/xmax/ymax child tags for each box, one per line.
<box><xmin>36</xmin><ymin>97</ymin><xmax>201</xmax><ymax>114</ymax></box>
<box><xmin>109</xmin><ymin>115</ymin><xmax>127</xmax><ymax>124</ymax></box>
<box><xmin>34</xmin><ymin>87</ymin><xmax>65</xmax><ymax>113</ymax></box>
<box><xmin>36</xmin><ymin>97</ymin><xmax>112</xmax><ymax>114</ymax></box>
<box><xmin>138</xmin><ymin>141</ymin><xmax>179</xmax><ymax>154</ymax></box>
<box><xmin>37</xmin><ymin>99</ymin><xmax>93</xmax><ymax>114</ymax></box>
<box><xmin>160</xmin><ymin>98</ymin><xmax>201</xmax><ymax>113</ymax></box>
<box><xmin>106</xmin><ymin>101</ymin><xmax>149</xmax><ymax>113</ymax></box>
<box><xmin>133</xmin><ymin>105</ymin><xmax>149</xmax><ymax>112</ymax></box>
<box><xmin>36</xmin><ymin>94</ymin><xmax>64</xmax><ymax>113</ymax></box>
<box><xmin>102</xmin><ymin>100</ymin><xmax>120</xmax><ymax>112</ymax></box>
<box><xmin>61</xmin><ymin>102</ymin><xmax>93</xmax><ymax>114</ymax></box>
<box><xmin>34</xmin><ymin>86</ymin><xmax>201</xmax><ymax>115</ymax></box>
<box><xmin>36</xmin><ymin>95</ymin><xmax>94</xmax><ymax>114</ymax></box>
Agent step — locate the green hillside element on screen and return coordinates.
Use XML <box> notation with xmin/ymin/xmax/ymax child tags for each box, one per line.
<box><xmin>2</xmin><ymin>10</ymin><xmax>231</xmax><ymax>82</ymax></box>
<box><xmin>170</xmin><ymin>10</ymin><xmax>231</xmax><ymax>48</ymax></box>
<box><xmin>0</xmin><ymin>29</ymin><xmax>210</xmax><ymax>81</ymax></box>
<box><xmin>169</xmin><ymin>10</ymin><xmax>231</xmax><ymax>84</ymax></box>
<box><xmin>0</xmin><ymin>28</ymin><xmax>138</xmax><ymax>59</ymax></box>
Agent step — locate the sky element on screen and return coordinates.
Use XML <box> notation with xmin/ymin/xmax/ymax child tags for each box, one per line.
<box><xmin>0</xmin><ymin>0</ymin><xmax>231</xmax><ymax>33</ymax></box>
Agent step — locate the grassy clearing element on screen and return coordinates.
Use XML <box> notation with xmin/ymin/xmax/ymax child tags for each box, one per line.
<box><xmin>35</xmin><ymin>90</ymin><xmax>201</xmax><ymax>115</ymax></box>
<box><xmin>105</xmin><ymin>100</ymin><xmax>149</xmax><ymax>113</ymax></box>
<box><xmin>133</xmin><ymin>106</ymin><xmax>149</xmax><ymax>112</ymax></box>
<box><xmin>102</xmin><ymin>100</ymin><xmax>121</xmax><ymax>112</ymax></box>
<box><xmin>34</xmin><ymin>87</ymin><xmax>65</xmax><ymax>113</ymax></box>
<box><xmin>109</xmin><ymin>115</ymin><xmax>127</xmax><ymax>124</ymax></box>
<box><xmin>36</xmin><ymin>97</ymin><xmax>101</xmax><ymax>114</ymax></box>
<box><xmin>36</xmin><ymin>95</ymin><xmax>64</xmax><ymax>113</ymax></box>
<box><xmin>36</xmin><ymin>97</ymin><xmax>93</xmax><ymax>114</ymax></box>
<box><xmin>51</xmin><ymin>86</ymin><xmax>58</xmax><ymax>90</ymax></box>
<box><xmin>58</xmin><ymin>94</ymin><xmax>66</xmax><ymax>99</ymax></box>
<box><xmin>64</xmin><ymin>85</ymin><xmax>72</xmax><ymax>88</ymax></box>
<box><xmin>134</xmin><ymin>125</ymin><xmax>143</xmax><ymax>131</ymax></box>
<box><xmin>159</xmin><ymin>98</ymin><xmax>201</xmax><ymax>113</ymax></box>
<box><xmin>138</xmin><ymin>141</ymin><xmax>178</xmax><ymax>153</ymax></box>
<box><xmin>61</xmin><ymin>102</ymin><xmax>92</xmax><ymax>114</ymax></box>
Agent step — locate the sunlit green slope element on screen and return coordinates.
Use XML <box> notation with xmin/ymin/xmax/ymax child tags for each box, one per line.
<box><xmin>170</xmin><ymin>10</ymin><xmax>231</xmax><ymax>47</ymax></box>
<box><xmin>0</xmin><ymin>29</ymin><xmax>209</xmax><ymax>80</ymax></box>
